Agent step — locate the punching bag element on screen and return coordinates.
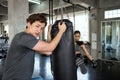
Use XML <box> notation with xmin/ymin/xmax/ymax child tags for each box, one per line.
<box><xmin>51</xmin><ymin>19</ymin><xmax>77</xmax><ymax>80</ymax></box>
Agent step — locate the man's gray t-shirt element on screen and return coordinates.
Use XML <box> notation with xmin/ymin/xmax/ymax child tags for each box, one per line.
<box><xmin>2</xmin><ymin>32</ymin><xmax>39</xmax><ymax>80</ymax></box>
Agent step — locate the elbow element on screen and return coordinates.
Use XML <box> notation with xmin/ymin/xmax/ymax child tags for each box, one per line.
<box><xmin>48</xmin><ymin>43</ymin><xmax>56</xmax><ymax>52</ymax></box>
<box><xmin>45</xmin><ymin>52</ymin><xmax>52</xmax><ymax>55</ymax></box>
<box><xmin>48</xmin><ymin>52</ymin><xmax>53</xmax><ymax>55</ymax></box>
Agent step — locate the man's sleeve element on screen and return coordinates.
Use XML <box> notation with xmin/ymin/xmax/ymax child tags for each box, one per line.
<box><xmin>19</xmin><ymin>34</ymin><xmax>39</xmax><ymax>49</ymax></box>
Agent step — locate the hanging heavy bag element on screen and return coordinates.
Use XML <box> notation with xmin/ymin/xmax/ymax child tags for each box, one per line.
<box><xmin>51</xmin><ymin>19</ymin><xmax>77</xmax><ymax>80</ymax></box>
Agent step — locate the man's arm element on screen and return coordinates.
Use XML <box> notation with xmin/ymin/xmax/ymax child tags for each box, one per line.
<box><xmin>32</xmin><ymin>22</ymin><xmax>66</xmax><ymax>55</ymax></box>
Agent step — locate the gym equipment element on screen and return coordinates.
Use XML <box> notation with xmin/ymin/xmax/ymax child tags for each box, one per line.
<box><xmin>51</xmin><ymin>19</ymin><xmax>77</xmax><ymax>80</ymax></box>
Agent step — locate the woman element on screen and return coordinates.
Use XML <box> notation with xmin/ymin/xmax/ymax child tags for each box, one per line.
<box><xmin>74</xmin><ymin>30</ymin><xmax>97</xmax><ymax>74</ymax></box>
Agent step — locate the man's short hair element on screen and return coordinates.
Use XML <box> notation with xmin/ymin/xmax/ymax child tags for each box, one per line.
<box><xmin>26</xmin><ymin>13</ymin><xmax>47</xmax><ymax>26</ymax></box>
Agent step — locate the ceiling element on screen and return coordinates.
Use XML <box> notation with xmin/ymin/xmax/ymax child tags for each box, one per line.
<box><xmin>0</xmin><ymin>0</ymin><xmax>94</xmax><ymax>21</ymax></box>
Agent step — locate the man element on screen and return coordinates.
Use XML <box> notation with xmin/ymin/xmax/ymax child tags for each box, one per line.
<box><xmin>2</xmin><ymin>13</ymin><xmax>66</xmax><ymax>80</ymax></box>
<box><xmin>74</xmin><ymin>30</ymin><xmax>97</xmax><ymax>74</ymax></box>
<box><xmin>2</xmin><ymin>31</ymin><xmax>9</xmax><ymax>43</ymax></box>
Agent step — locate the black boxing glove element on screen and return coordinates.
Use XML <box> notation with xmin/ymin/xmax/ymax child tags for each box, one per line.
<box><xmin>91</xmin><ymin>59</ymin><xmax>97</xmax><ymax>68</ymax></box>
<box><xmin>76</xmin><ymin>41</ymin><xmax>84</xmax><ymax>46</ymax></box>
<box><xmin>86</xmin><ymin>41</ymin><xmax>91</xmax><ymax>46</ymax></box>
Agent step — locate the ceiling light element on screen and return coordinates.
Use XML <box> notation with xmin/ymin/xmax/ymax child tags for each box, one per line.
<box><xmin>28</xmin><ymin>0</ymin><xmax>40</xmax><ymax>4</ymax></box>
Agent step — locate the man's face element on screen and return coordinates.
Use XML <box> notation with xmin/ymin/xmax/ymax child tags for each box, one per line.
<box><xmin>27</xmin><ymin>21</ymin><xmax>46</xmax><ymax>38</ymax></box>
<box><xmin>74</xmin><ymin>33</ymin><xmax>80</xmax><ymax>41</ymax></box>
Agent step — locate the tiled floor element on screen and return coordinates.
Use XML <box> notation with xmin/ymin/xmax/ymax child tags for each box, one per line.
<box><xmin>0</xmin><ymin>53</ymin><xmax>120</xmax><ymax>80</ymax></box>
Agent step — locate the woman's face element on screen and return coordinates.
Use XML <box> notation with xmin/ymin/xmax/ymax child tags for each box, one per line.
<box><xmin>74</xmin><ymin>33</ymin><xmax>80</xmax><ymax>41</ymax></box>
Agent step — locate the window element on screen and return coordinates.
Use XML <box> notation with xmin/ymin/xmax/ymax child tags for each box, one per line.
<box><xmin>44</xmin><ymin>11</ymin><xmax>89</xmax><ymax>41</ymax></box>
<box><xmin>105</xmin><ymin>9</ymin><xmax>120</xmax><ymax>19</ymax></box>
<box><xmin>74</xmin><ymin>11</ymin><xmax>89</xmax><ymax>41</ymax></box>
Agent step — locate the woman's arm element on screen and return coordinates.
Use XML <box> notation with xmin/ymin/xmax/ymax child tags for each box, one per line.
<box><xmin>81</xmin><ymin>44</ymin><xmax>94</xmax><ymax>61</ymax></box>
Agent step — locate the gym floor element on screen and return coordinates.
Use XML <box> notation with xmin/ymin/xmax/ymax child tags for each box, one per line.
<box><xmin>0</xmin><ymin>53</ymin><xmax>120</xmax><ymax>80</ymax></box>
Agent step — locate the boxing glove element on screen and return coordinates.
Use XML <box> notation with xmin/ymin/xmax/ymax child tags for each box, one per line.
<box><xmin>76</xmin><ymin>41</ymin><xmax>84</xmax><ymax>46</ymax></box>
<box><xmin>91</xmin><ymin>59</ymin><xmax>97</xmax><ymax>68</ymax></box>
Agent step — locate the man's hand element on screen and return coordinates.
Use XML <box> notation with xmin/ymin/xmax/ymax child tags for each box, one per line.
<box><xmin>58</xmin><ymin>22</ymin><xmax>66</xmax><ymax>33</ymax></box>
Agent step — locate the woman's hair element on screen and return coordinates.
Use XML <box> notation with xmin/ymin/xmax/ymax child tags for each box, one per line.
<box><xmin>26</xmin><ymin>13</ymin><xmax>47</xmax><ymax>26</ymax></box>
<box><xmin>74</xmin><ymin>30</ymin><xmax>81</xmax><ymax>35</ymax></box>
